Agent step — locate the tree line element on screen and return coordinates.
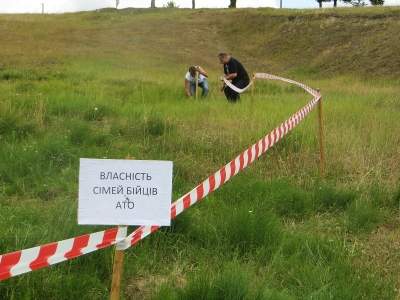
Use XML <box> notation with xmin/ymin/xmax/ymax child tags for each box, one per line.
<box><xmin>316</xmin><ymin>0</ymin><xmax>384</xmax><ymax>8</ymax></box>
<box><xmin>115</xmin><ymin>0</ymin><xmax>385</xmax><ymax>9</ymax></box>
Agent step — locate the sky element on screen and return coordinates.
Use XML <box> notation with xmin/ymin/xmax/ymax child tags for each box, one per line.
<box><xmin>0</xmin><ymin>0</ymin><xmax>399</xmax><ymax>13</ymax></box>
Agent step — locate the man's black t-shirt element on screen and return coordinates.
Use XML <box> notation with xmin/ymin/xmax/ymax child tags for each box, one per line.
<box><xmin>224</xmin><ymin>57</ymin><xmax>250</xmax><ymax>85</ymax></box>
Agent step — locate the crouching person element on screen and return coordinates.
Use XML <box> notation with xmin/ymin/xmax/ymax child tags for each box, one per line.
<box><xmin>184</xmin><ymin>65</ymin><xmax>209</xmax><ymax>98</ymax></box>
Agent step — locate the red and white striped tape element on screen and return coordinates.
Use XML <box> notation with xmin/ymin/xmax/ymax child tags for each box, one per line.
<box><xmin>0</xmin><ymin>73</ymin><xmax>321</xmax><ymax>280</ymax></box>
<box><xmin>0</xmin><ymin>227</ymin><xmax>127</xmax><ymax>281</ymax></box>
<box><xmin>222</xmin><ymin>77</ymin><xmax>254</xmax><ymax>94</ymax></box>
<box><xmin>120</xmin><ymin>73</ymin><xmax>321</xmax><ymax>250</ymax></box>
<box><xmin>223</xmin><ymin>73</ymin><xmax>319</xmax><ymax>98</ymax></box>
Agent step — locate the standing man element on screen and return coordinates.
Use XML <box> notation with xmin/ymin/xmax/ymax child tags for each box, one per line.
<box><xmin>218</xmin><ymin>53</ymin><xmax>250</xmax><ymax>102</ymax></box>
<box><xmin>184</xmin><ymin>65</ymin><xmax>209</xmax><ymax>98</ymax></box>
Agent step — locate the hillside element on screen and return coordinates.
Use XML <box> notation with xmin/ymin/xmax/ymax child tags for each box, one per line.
<box><xmin>0</xmin><ymin>7</ymin><xmax>399</xmax><ymax>300</ymax></box>
<box><xmin>1</xmin><ymin>7</ymin><xmax>400</xmax><ymax>77</ymax></box>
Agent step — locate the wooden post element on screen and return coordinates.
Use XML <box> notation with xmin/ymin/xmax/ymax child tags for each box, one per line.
<box><xmin>110</xmin><ymin>228</ymin><xmax>126</xmax><ymax>300</ymax></box>
<box><xmin>110</xmin><ymin>155</ymin><xmax>133</xmax><ymax>299</ymax></box>
<box><xmin>195</xmin><ymin>71</ymin><xmax>199</xmax><ymax>100</ymax></box>
<box><xmin>251</xmin><ymin>73</ymin><xmax>256</xmax><ymax>97</ymax></box>
<box><xmin>317</xmin><ymin>90</ymin><xmax>325</xmax><ymax>176</ymax></box>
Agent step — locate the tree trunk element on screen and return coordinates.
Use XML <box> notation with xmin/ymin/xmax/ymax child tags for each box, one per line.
<box><xmin>318</xmin><ymin>0</ymin><xmax>322</xmax><ymax>8</ymax></box>
<box><xmin>151</xmin><ymin>0</ymin><xmax>156</xmax><ymax>8</ymax></box>
<box><xmin>333</xmin><ymin>0</ymin><xmax>337</xmax><ymax>7</ymax></box>
<box><xmin>192</xmin><ymin>0</ymin><xmax>195</xmax><ymax>9</ymax></box>
<box><xmin>229</xmin><ymin>0</ymin><xmax>237</xmax><ymax>8</ymax></box>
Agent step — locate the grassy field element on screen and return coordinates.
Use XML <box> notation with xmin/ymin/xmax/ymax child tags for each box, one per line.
<box><xmin>0</xmin><ymin>6</ymin><xmax>400</xmax><ymax>300</ymax></box>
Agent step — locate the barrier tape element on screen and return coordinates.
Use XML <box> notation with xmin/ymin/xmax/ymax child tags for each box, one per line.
<box><xmin>0</xmin><ymin>73</ymin><xmax>321</xmax><ymax>281</ymax></box>
<box><xmin>0</xmin><ymin>227</ymin><xmax>127</xmax><ymax>281</ymax></box>
<box><xmin>223</xmin><ymin>73</ymin><xmax>319</xmax><ymax>98</ymax></box>
<box><xmin>222</xmin><ymin>77</ymin><xmax>254</xmax><ymax>94</ymax></box>
<box><xmin>119</xmin><ymin>73</ymin><xmax>321</xmax><ymax>250</ymax></box>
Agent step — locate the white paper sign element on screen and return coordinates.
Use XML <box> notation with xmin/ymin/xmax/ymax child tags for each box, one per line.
<box><xmin>78</xmin><ymin>158</ymin><xmax>173</xmax><ymax>226</ymax></box>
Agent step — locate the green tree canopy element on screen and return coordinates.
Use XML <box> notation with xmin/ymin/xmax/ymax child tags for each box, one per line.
<box><xmin>370</xmin><ymin>0</ymin><xmax>384</xmax><ymax>5</ymax></box>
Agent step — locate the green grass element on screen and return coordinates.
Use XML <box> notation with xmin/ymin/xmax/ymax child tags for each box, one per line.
<box><xmin>0</xmin><ymin>6</ymin><xmax>400</xmax><ymax>300</ymax></box>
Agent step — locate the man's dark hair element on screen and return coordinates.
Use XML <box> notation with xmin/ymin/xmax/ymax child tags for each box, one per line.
<box><xmin>218</xmin><ymin>53</ymin><xmax>229</xmax><ymax>58</ymax></box>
